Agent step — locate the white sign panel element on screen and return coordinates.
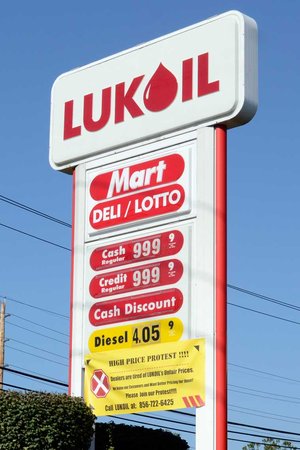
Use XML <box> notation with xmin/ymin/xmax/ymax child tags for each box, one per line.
<box><xmin>50</xmin><ymin>10</ymin><xmax>257</xmax><ymax>171</ymax></box>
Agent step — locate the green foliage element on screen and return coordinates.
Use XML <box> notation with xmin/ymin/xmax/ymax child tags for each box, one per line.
<box><xmin>95</xmin><ymin>421</ymin><xmax>189</xmax><ymax>450</ymax></box>
<box><xmin>242</xmin><ymin>437</ymin><xmax>296</xmax><ymax>450</ymax></box>
<box><xmin>0</xmin><ymin>391</ymin><xmax>95</xmax><ymax>450</ymax></box>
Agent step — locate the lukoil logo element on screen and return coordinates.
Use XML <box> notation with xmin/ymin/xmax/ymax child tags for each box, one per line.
<box><xmin>64</xmin><ymin>53</ymin><xmax>220</xmax><ymax>140</ymax></box>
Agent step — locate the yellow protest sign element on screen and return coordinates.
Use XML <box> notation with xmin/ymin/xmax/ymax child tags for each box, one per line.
<box><xmin>88</xmin><ymin>317</ymin><xmax>183</xmax><ymax>352</ymax></box>
<box><xmin>84</xmin><ymin>338</ymin><xmax>205</xmax><ymax>416</ymax></box>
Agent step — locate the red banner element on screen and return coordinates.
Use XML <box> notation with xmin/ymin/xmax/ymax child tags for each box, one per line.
<box><xmin>89</xmin><ymin>259</ymin><xmax>183</xmax><ymax>298</ymax></box>
<box><xmin>90</xmin><ymin>229</ymin><xmax>184</xmax><ymax>271</ymax></box>
<box><xmin>89</xmin><ymin>288</ymin><xmax>183</xmax><ymax>326</ymax></box>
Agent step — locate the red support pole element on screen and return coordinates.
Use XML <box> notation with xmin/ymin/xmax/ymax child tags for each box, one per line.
<box><xmin>215</xmin><ymin>125</ymin><xmax>227</xmax><ymax>450</ymax></box>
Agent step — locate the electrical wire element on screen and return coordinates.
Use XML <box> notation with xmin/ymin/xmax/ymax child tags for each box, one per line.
<box><xmin>1</xmin><ymin>294</ymin><xmax>69</xmax><ymax>319</ymax></box>
<box><xmin>0</xmin><ymin>194</ymin><xmax>71</xmax><ymax>228</ymax></box>
<box><xmin>104</xmin><ymin>415</ymin><xmax>300</xmax><ymax>448</ymax></box>
<box><xmin>133</xmin><ymin>412</ymin><xmax>194</xmax><ymax>428</ymax></box>
<box><xmin>228</xmin><ymin>430</ymin><xmax>300</xmax><ymax>444</ymax></box>
<box><xmin>8</xmin><ymin>338</ymin><xmax>68</xmax><ymax>360</ymax></box>
<box><xmin>229</xmin><ymin>405</ymin><xmax>300</xmax><ymax>425</ymax></box>
<box><xmin>10</xmin><ymin>313</ymin><xmax>69</xmax><ymax>337</ymax></box>
<box><xmin>229</xmin><ymin>386</ymin><xmax>300</xmax><ymax>405</ymax></box>
<box><xmin>228</xmin><ymin>421</ymin><xmax>300</xmax><ymax>437</ymax></box>
<box><xmin>6</xmin><ymin>345</ymin><xmax>68</xmax><ymax>367</ymax></box>
<box><xmin>9</xmin><ymin>364</ymin><xmax>66</xmax><ymax>384</ymax></box>
<box><xmin>1</xmin><ymin>382</ymin><xmax>36</xmax><ymax>392</ymax></box>
<box><xmin>228</xmin><ymin>284</ymin><xmax>300</xmax><ymax>312</ymax></box>
<box><xmin>228</xmin><ymin>438</ymin><xmax>299</xmax><ymax>449</ymax></box>
<box><xmin>109</xmin><ymin>414</ymin><xmax>195</xmax><ymax>435</ymax></box>
<box><xmin>228</xmin><ymin>363</ymin><xmax>300</xmax><ymax>384</ymax></box>
<box><xmin>6</xmin><ymin>322</ymin><xmax>68</xmax><ymax>345</ymax></box>
<box><xmin>228</xmin><ymin>302</ymin><xmax>300</xmax><ymax>326</ymax></box>
<box><xmin>0</xmin><ymin>222</ymin><xmax>71</xmax><ymax>252</ymax></box>
<box><xmin>229</xmin><ymin>383</ymin><xmax>300</xmax><ymax>401</ymax></box>
<box><xmin>0</xmin><ymin>366</ymin><xmax>68</xmax><ymax>387</ymax></box>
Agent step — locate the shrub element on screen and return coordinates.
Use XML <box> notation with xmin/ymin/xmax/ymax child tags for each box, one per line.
<box><xmin>0</xmin><ymin>391</ymin><xmax>95</xmax><ymax>450</ymax></box>
<box><xmin>95</xmin><ymin>422</ymin><xmax>189</xmax><ymax>450</ymax></box>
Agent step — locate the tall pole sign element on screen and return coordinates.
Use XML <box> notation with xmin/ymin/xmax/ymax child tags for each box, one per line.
<box><xmin>49</xmin><ymin>10</ymin><xmax>258</xmax><ymax>450</ymax></box>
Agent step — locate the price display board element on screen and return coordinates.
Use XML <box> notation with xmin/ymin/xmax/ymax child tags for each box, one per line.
<box><xmin>69</xmin><ymin>127</ymin><xmax>226</xmax><ymax>450</ymax></box>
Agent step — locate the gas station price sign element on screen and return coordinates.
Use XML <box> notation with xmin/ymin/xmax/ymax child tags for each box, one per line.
<box><xmin>83</xmin><ymin>220</ymin><xmax>192</xmax><ymax>358</ymax></box>
<box><xmin>50</xmin><ymin>9</ymin><xmax>258</xmax><ymax>450</ymax></box>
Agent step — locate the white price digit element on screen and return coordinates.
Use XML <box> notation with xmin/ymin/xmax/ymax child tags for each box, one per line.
<box><xmin>142</xmin><ymin>268</ymin><xmax>151</xmax><ymax>285</ymax></box>
<box><xmin>133</xmin><ymin>238</ymin><xmax>161</xmax><ymax>259</ymax></box>
<box><xmin>142</xmin><ymin>240</ymin><xmax>151</xmax><ymax>257</ymax></box>
<box><xmin>168</xmin><ymin>262</ymin><xmax>174</xmax><ymax>271</ymax></box>
<box><xmin>133</xmin><ymin>243</ymin><xmax>142</xmax><ymax>259</ymax></box>
<box><xmin>133</xmin><ymin>267</ymin><xmax>160</xmax><ymax>287</ymax></box>
<box><xmin>133</xmin><ymin>270</ymin><xmax>141</xmax><ymax>286</ymax></box>
<box><xmin>169</xmin><ymin>233</ymin><xmax>175</xmax><ymax>242</ymax></box>
<box><xmin>152</xmin><ymin>238</ymin><xmax>161</xmax><ymax>255</ymax></box>
<box><xmin>151</xmin><ymin>266</ymin><xmax>160</xmax><ymax>283</ymax></box>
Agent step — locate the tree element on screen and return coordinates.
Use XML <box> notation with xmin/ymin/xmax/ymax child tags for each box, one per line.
<box><xmin>243</xmin><ymin>437</ymin><xmax>296</xmax><ymax>450</ymax></box>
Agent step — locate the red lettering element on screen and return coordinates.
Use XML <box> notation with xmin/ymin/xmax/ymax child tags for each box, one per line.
<box><xmin>182</xmin><ymin>58</ymin><xmax>193</xmax><ymax>101</ymax></box>
<box><xmin>115</xmin><ymin>75</ymin><xmax>144</xmax><ymax>123</ymax></box>
<box><xmin>63</xmin><ymin>53</ymin><xmax>220</xmax><ymax>141</ymax></box>
<box><xmin>198</xmin><ymin>53</ymin><xmax>220</xmax><ymax>97</ymax></box>
<box><xmin>83</xmin><ymin>88</ymin><xmax>111</xmax><ymax>132</ymax></box>
<box><xmin>63</xmin><ymin>100</ymin><xmax>81</xmax><ymax>140</ymax></box>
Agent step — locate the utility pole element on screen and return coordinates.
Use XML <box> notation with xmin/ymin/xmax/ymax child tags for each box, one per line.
<box><xmin>0</xmin><ymin>301</ymin><xmax>6</xmax><ymax>390</ymax></box>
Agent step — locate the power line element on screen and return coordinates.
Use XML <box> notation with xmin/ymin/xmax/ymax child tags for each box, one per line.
<box><xmin>0</xmin><ymin>366</ymin><xmax>68</xmax><ymax>387</ymax></box>
<box><xmin>228</xmin><ymin>284</ymin><xmax>300</xmax><ymax>312</ymax></box>
<box><xmin>133</xmin><ymin>412</ymin><xmax>194</xmax><ymax>428</ymax></box>
<box><xmin>228</xmin><ymin>302</ymin><xmax>300</xmax><ymax>326</ymax></box>
<box><xmin>8</xmin><ymin>338</ymin><xmax>68</xmax><ymax>360</ymax></box>
<box><xmin>0</xmin><ymin>194</ymin><xmax>71</xmax><ymax>228</ymax></box>
<box><xmin>229</xmin><ymin>363</ymin><xmax>300</xmax><ymax>384</ymax></box>
<box><xmin>109</xmin><ymin>414</ymin><xmax>195</xmax><ymax>435</ymax></box>
<box><xmin>228</xmin><ymin>430</ymin><xmax>300</xmax><ymax>444</ymax></box>
<box><xmin>1</xmin><ymin>295</ymin><xmax>69</xmax><ymax>319</ymax></box>
<box><xmin>228</xmin><ymin>438</ymin><xmax>299</xmax><ymax>449</ymax></box>
<box><xmin>229</xmin><ymin>385</ymin><xmax>300</xmax><ymax>405</ymax></box>
<box><xmin>229</xmin><ymin>404</ymin><xmax>300</xmax><ymax>425</ymax></box>
<box><xmin>105</xmin><ymin>416</ymin><xmax>300</xmax><ymax>447</ymax></box>
<box><xmin>6</xmin><ymin>322</ymin><xmax>68</xmax><ymax>345</ymax></box>
<box><xmin>6</xmin><ymin>345</ymin><xmax>68</xmax><ymax>367</ymax></box>
<box><xmin>0</xmin><ymin>222</ymin><xmax>71</xmax><ymax>252</ymax></box>
<box><xmin>171</xmin><ymin>412</ymin><xmax>300</xmax><ymax>438</ymax></box>
<box><xmin>1</xmin><ymin>381</ymin><xmax>36</xmax><ymax>392</ymax></box>
<box><xmin>228</xmin><ymin>421</ymin><xmax>300</xmax><ymax>437</ymax></box>
<box><xmin>9</xmin><ymin>364</ymin><xmax>66</xmax><ymax>384</ymax></box>
<box><xmin>10</xmin><ymin>313</ymin><xmax>69</xmax><ymax>337</ymax></box>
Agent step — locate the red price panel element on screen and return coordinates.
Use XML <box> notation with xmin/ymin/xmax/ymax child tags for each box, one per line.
<box><xmin>89</xmin><ymin>184</ymin><xmax>185</xmax><ymax>230</ymax></box>
<box><xmin>90</xmin><ymin>230</ymin><xmax>184</xmax><ymax>271</ymax></box>
<box><xmin>89</xmin><ymin>288</ymin><xmax>183</xmax><ymax>326</ymax></box>
<box><xmin>89</xmin><ymin>259</ymin><xmax>183</xmax><ymax>299</ymax></box>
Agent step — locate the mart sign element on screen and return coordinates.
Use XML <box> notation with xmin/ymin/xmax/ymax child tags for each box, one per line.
<box><xmin>86</xmin><ymin>149</ymin><xmax>192</xmax><ymax>235</ymax></box>
<box><xmin>50</xmin><ymin>11</ymin><xmax>257</xmax><ymax>171</ymax></box>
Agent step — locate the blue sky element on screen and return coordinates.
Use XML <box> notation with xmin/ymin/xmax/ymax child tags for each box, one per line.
<box><xmin>0</xmin><ymin>1</ymin><xmax>300</xmax><ymax>449</ymax></box>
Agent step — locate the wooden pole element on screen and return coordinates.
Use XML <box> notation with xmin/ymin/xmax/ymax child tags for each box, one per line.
<box><xmin>0</xmin><ymin>302</ymin><xmax>6</xmax><ymax>390</ymax></box>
